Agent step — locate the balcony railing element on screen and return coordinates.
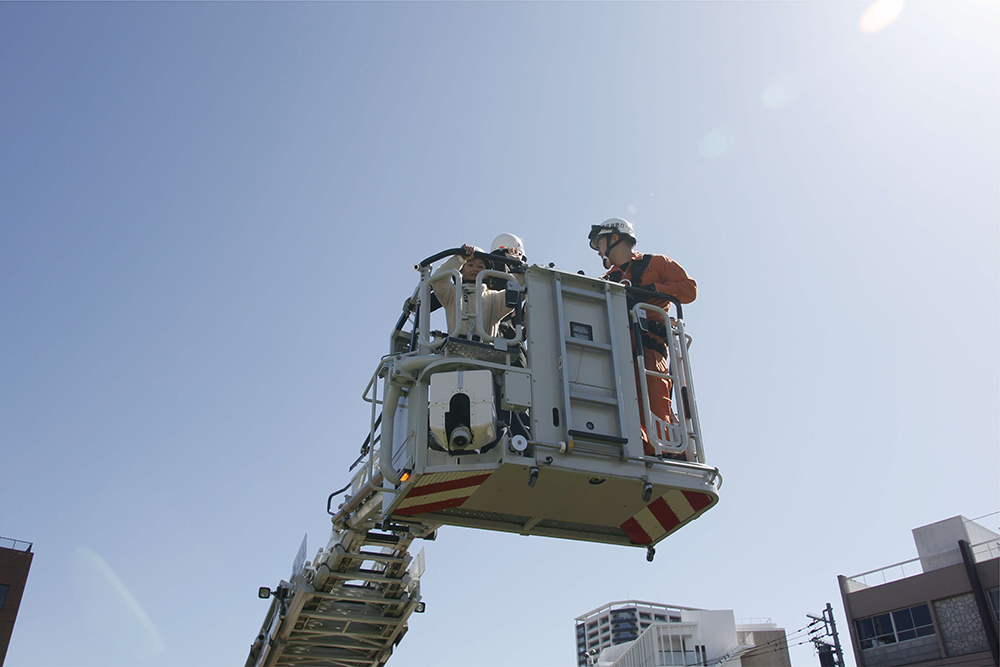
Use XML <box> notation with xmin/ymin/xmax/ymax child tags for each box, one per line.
<box><xmin>843</xmin><ymin>538</ymin><xmax>999</xmax><ymax>591</ymax></box>
<box><xmin>736</xmin><ymin>617</ymin><xmax>773</xmax><ymax>626</ymax></box>
<box><xmin>0</xmin><ymin>536</ymin><xmax>32</xmax><ymax>552</ymax></box>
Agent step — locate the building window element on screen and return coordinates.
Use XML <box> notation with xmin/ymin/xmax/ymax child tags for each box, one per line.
<box><xmin>669</xmin><ymin>615</ymin><xmax>681</xmax><ymax>623</ymax></box>
<box><xmin>639</xmin><ymin>612</ymin><xmax>651</xmax><ymax>620</ymax></box>
<box><xmin>654</xmin><ymin>614</ymin><xmax>667</xmax><ymax>622</ymax></box>
<box><xmin>0</xmin><ymin>584</ymin><xmax>7</xmax><ymax>609</ymax></box>
<box><xmin>856</xmin><ymin>603</ymin><xmax>935</xmax><ymax>649</ymax></box>
<box><xmin>989</xmin><ymin>587</ymin><xmax>999</xmax><ymax>623</ymax></box>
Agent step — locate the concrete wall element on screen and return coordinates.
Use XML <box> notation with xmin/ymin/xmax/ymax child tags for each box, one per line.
<box><xmin>934</xmin><ymin>593</ymin><xmax>989</xmax><ymax>657</ymax></box>
<box><xmin>856</xmin><ymin>635</ymin><xmax>939</xmax><ymax>667</ymax></box>
<box><xmin>913</xmin><ymin>517</ymin><xmax>999</xmax><ymax>574</ymax></box>
<box><xmin>740</xmin><ymin>629</ymin><xmax>791</xmax><ymax>667</ymax></box>
<box><xmin>680</xmin><ymin>609</ymin><xmax>739</xmax><ymax>659</ymax></box>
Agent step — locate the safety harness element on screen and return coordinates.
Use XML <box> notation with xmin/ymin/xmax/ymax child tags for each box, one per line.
<box><xmin>607</xmin><ymin>254</ymin><xmax>670</xmax><ymax>355</ymax></box>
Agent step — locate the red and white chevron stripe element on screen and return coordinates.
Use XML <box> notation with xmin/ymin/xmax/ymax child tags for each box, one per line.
<box><xmin>393</xmin><ymin>471</ymin><xmax>492</xmax><ymax>516</ymax></box>
<box><xmin>620</xmin><ymin>489</ymin><xmax>714</xmax><ymax>545</ymax></box>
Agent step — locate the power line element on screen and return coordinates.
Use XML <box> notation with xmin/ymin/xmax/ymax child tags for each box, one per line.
<box><xmin>967</xmin><ymin>510</ymin><xmax>1000</xmax><ymax>524</ymax></box>
<box><xmin>734</xmin><ymin>623</ymin><xmax>819</xmax><ymax>661</ymax></box>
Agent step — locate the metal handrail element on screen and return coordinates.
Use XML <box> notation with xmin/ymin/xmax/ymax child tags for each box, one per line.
<box><xmin>0</xmin><ymin>536</ymin><xmax>32</xmax><ymax>552</ymax></box>
<box><xmin>418</xmin><ymin>247</ymin><xmax>527</xmax><ymax>273</ymax></box>
<box><xmin>736</xmin><ymin>618</ymin><xmax>774</xmax><ymax>626</ymax></box>
<box><xmin>670</xmin><ymin>316</ymin><xmax>704</xmax><ymax>464</ymax></box>
<box><xmin>424</xmin><ymin>269</ymin><xmax>463</xmax><ymax>344</ymax></box>
<box><xmin>624</xmin><ymin>285</ymin><xmax>684</xmax><ymax>320</ymax></box>
<box><xmin>845</xmin><ymin>538</ymin><xmax>1000</xmax><ymax>587</ymax></box>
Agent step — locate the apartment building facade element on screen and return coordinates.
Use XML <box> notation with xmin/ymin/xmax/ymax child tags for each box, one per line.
<box><xmin>574</xmin><ymin>600</ymin><xmax>790</xmax><ymax>667</ymax></box>
<box><xmin>838</xmin><ymin>515</ymin><xmax>999</xmax><ymax>667</ymax></box>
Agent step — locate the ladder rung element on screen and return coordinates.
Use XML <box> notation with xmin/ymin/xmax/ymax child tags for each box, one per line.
<box><xmin>292</xmin><ymin>626</ymin><xmax>398</xmax><ymax>640</ymax></box>
<box><xmin>301</xmin><ymin>609</ymin><xmax>407</xmax><ymax>625</ymax></box>
<box><xmin>569</xmin><ymin>389</ymin><xmax>619</xmax><ymax>406</ymax></box>
<box><xmin>308</xmin><ymin>590</ymin><xmax>409</xmax><ymax>606</ymax></box>
<box><xmin>326</xmin><ymin>569</ymin><xmax>410</xmax><ymax>585</ymax></box>
<box><xmin>564</xmin><ymin>338</ymin><xmax>612</xmax><ymax>352</ymax></box>
<box><xmin>559</xmin><ymin>284</ymin><xmax>607</xmax><ymax>301</ymax></box>
<box><xmin>354</xmin><ymin>550</ymin><xmax>410</xmax><ymax>564</ymax></box>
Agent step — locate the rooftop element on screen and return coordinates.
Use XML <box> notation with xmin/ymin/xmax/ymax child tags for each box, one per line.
<box><xmin>841</xmin><ymin>513</ymin><xmax>999</xmax><ymax>592</ymax></box>
<box><xmin>575</xmin><ymin>599</ymin><xmax>703</xmax><ymax>622</ymax></box>
<box><xmin>0</xmin><ymin>535</ymin><xmax>33</xmax><ymax>552</ymax></box>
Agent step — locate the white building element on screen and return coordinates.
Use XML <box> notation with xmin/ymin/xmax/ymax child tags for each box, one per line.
<box><xmin>575</xmin><ymin>600</ymin><xmax>790</xmax><ymax>667</ymax></box>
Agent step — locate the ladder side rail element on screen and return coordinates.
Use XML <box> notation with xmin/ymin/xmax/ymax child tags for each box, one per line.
<box><xmin>552</xmin><ymin>273</ymin><xmax>575</xmax><ymax>444</ymax></box>
<box><xmin>366</xmin><ymin>368</ymin><xmax>383</xmax><ymax>491</ymax></box>
<box><xmin>355</xmin><ymin>363</ymin><xmax>391</xmax><ymax>494</ymax></box>
<box><xmin>671</xmin><ymin>318</ymin><xmax>705</xmax><ymax>463</ymax></box>
<box><xmin>603</xmin><ymin>284</ymin><xmax>631</xmax><ymax>449</ymax></box>
<box><xmin>249</xmin><ymin>577</ymin><xmax>316</xmax><ymax>667</ymax></box>
<box><xmin>628</xmin><ymin>308</ymin><xmax>660</xmax><ymax>455</ymax></box>
<box><xmin>650</xmin><ymin>303</ymin><xmax>688</xmax><ymax>455</ymax></box>
<box><xmin>273</xmin><ymin>585</ymin><xmax>313</xmax><ymax>664</ymax></box>
<box><xmin>367</xmin><ymin>372</ymin><xmax>382</xmax><ymax>487</ymax></box>
<box><xmin>246</xmin><ymin>596</ymin><xmax>283</xmax><ymax>667</ymax></box>
<box><xmin>389</xmin><ymin>284</ymin><xmax>420</xmax><ymax>352</ymax></box>
<box><xmin>655</xmin><ymin>307</ymin><xmax>688</xmax><ymax>457</ymax></box>
<box><xmin>420</xmin><ymin>268</ymin><xmax>462</xmax><ymax>351</ymax></box>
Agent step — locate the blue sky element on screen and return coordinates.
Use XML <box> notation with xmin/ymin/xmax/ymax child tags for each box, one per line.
<box><xmin>1</xmin><ymin>2</ymin><xmax>997</xmax><ymax>666</ymax></box>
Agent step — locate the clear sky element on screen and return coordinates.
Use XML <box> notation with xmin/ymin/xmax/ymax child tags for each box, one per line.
<box><xmin>1</xmin><ymin>1</ymin><xmax>997</xmax><ymax>666</ymax></box>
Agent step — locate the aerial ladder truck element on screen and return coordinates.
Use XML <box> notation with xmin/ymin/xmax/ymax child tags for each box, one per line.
<box><xmin>246</xmin><ymin>249</ymin><xmax>722</xmax><ymax>667</ymax></box>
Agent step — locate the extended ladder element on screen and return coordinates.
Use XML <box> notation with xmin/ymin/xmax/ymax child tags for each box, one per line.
<box><xmin>246</xmin><ymin>500</ymin><xmax>436</xmax><ymax>667</ymax></box>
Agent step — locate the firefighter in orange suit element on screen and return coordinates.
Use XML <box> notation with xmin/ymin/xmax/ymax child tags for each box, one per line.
<box><xmin>589</xmin><ymin>218</ymin><xmax>697</xmax><ymax>456</ymax></box>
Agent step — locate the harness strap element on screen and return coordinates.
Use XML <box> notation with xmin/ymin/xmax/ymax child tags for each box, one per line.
<box><xmin>640</xmin><ymin>332</ymin><xmax>667</xmax><ymax>355</ymax></box>
<box><xmin>630</xmin><ymin>253</ymin><xmax>654</xmax><ymax>288</ymax></box>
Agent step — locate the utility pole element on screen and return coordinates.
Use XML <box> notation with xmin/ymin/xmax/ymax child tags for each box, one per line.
<box><xmin>808</xmin><ymin>603</ymin><xmax>845</xmax><ymax>667</ymax></box>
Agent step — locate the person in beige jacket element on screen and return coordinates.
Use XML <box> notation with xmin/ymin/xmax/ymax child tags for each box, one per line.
<box><xmin>432</xmin><ymin>243</ymin><xmax>516</xmax><ymax>340</ymax></box>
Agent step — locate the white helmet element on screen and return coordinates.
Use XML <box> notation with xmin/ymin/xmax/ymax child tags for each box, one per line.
<box><xmin>588</xmin><ymin>218</ymin><xmax>636</xmax><ymax>250</ymax></box>
<box><xmin>490</xmin><ymin>233</ymin><xmax>525</xmax><ymax>260</ymax></box>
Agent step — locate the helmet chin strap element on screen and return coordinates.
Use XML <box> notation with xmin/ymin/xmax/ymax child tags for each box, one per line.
<box><xmin>601</xmin><ymin>234</ymin><xmax>625</xmax><ymax>269</ymax></box>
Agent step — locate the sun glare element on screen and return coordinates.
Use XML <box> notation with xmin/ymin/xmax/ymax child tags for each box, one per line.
<box><xmin>698</xmin><ymin>127</ymin><xmax>734</xmax><ymax>160</ymax></box>
<box><xmin>860</xmin><ymin>0</ymin><xmax>905</xmax><ymax>33</ymax></box>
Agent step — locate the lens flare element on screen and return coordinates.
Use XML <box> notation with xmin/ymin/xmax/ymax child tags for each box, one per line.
<box><xmin>860</xmin><ymin>0</ymin><xmax>904</xmax><ymax>33</ymax></box>
<box><xmin>73</xmin><ymin>545</ymin><xmax>166</xmax><ymax>659</ymax></box>
<box><xmin>698</xmin><ymin>127</ymin><xmax>734</xmax><ymax>160</ymax></box>
<box><xmin>761</xmin><ymin>74</ymin><xmax>800</xmax><ymax>109</ymax></box>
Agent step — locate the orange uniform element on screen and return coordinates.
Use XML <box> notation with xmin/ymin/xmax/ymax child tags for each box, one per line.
<box><xmin>602</xmin><ymin>252</ymin><xmax>697</xmax><ymax>455</ymax></box>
